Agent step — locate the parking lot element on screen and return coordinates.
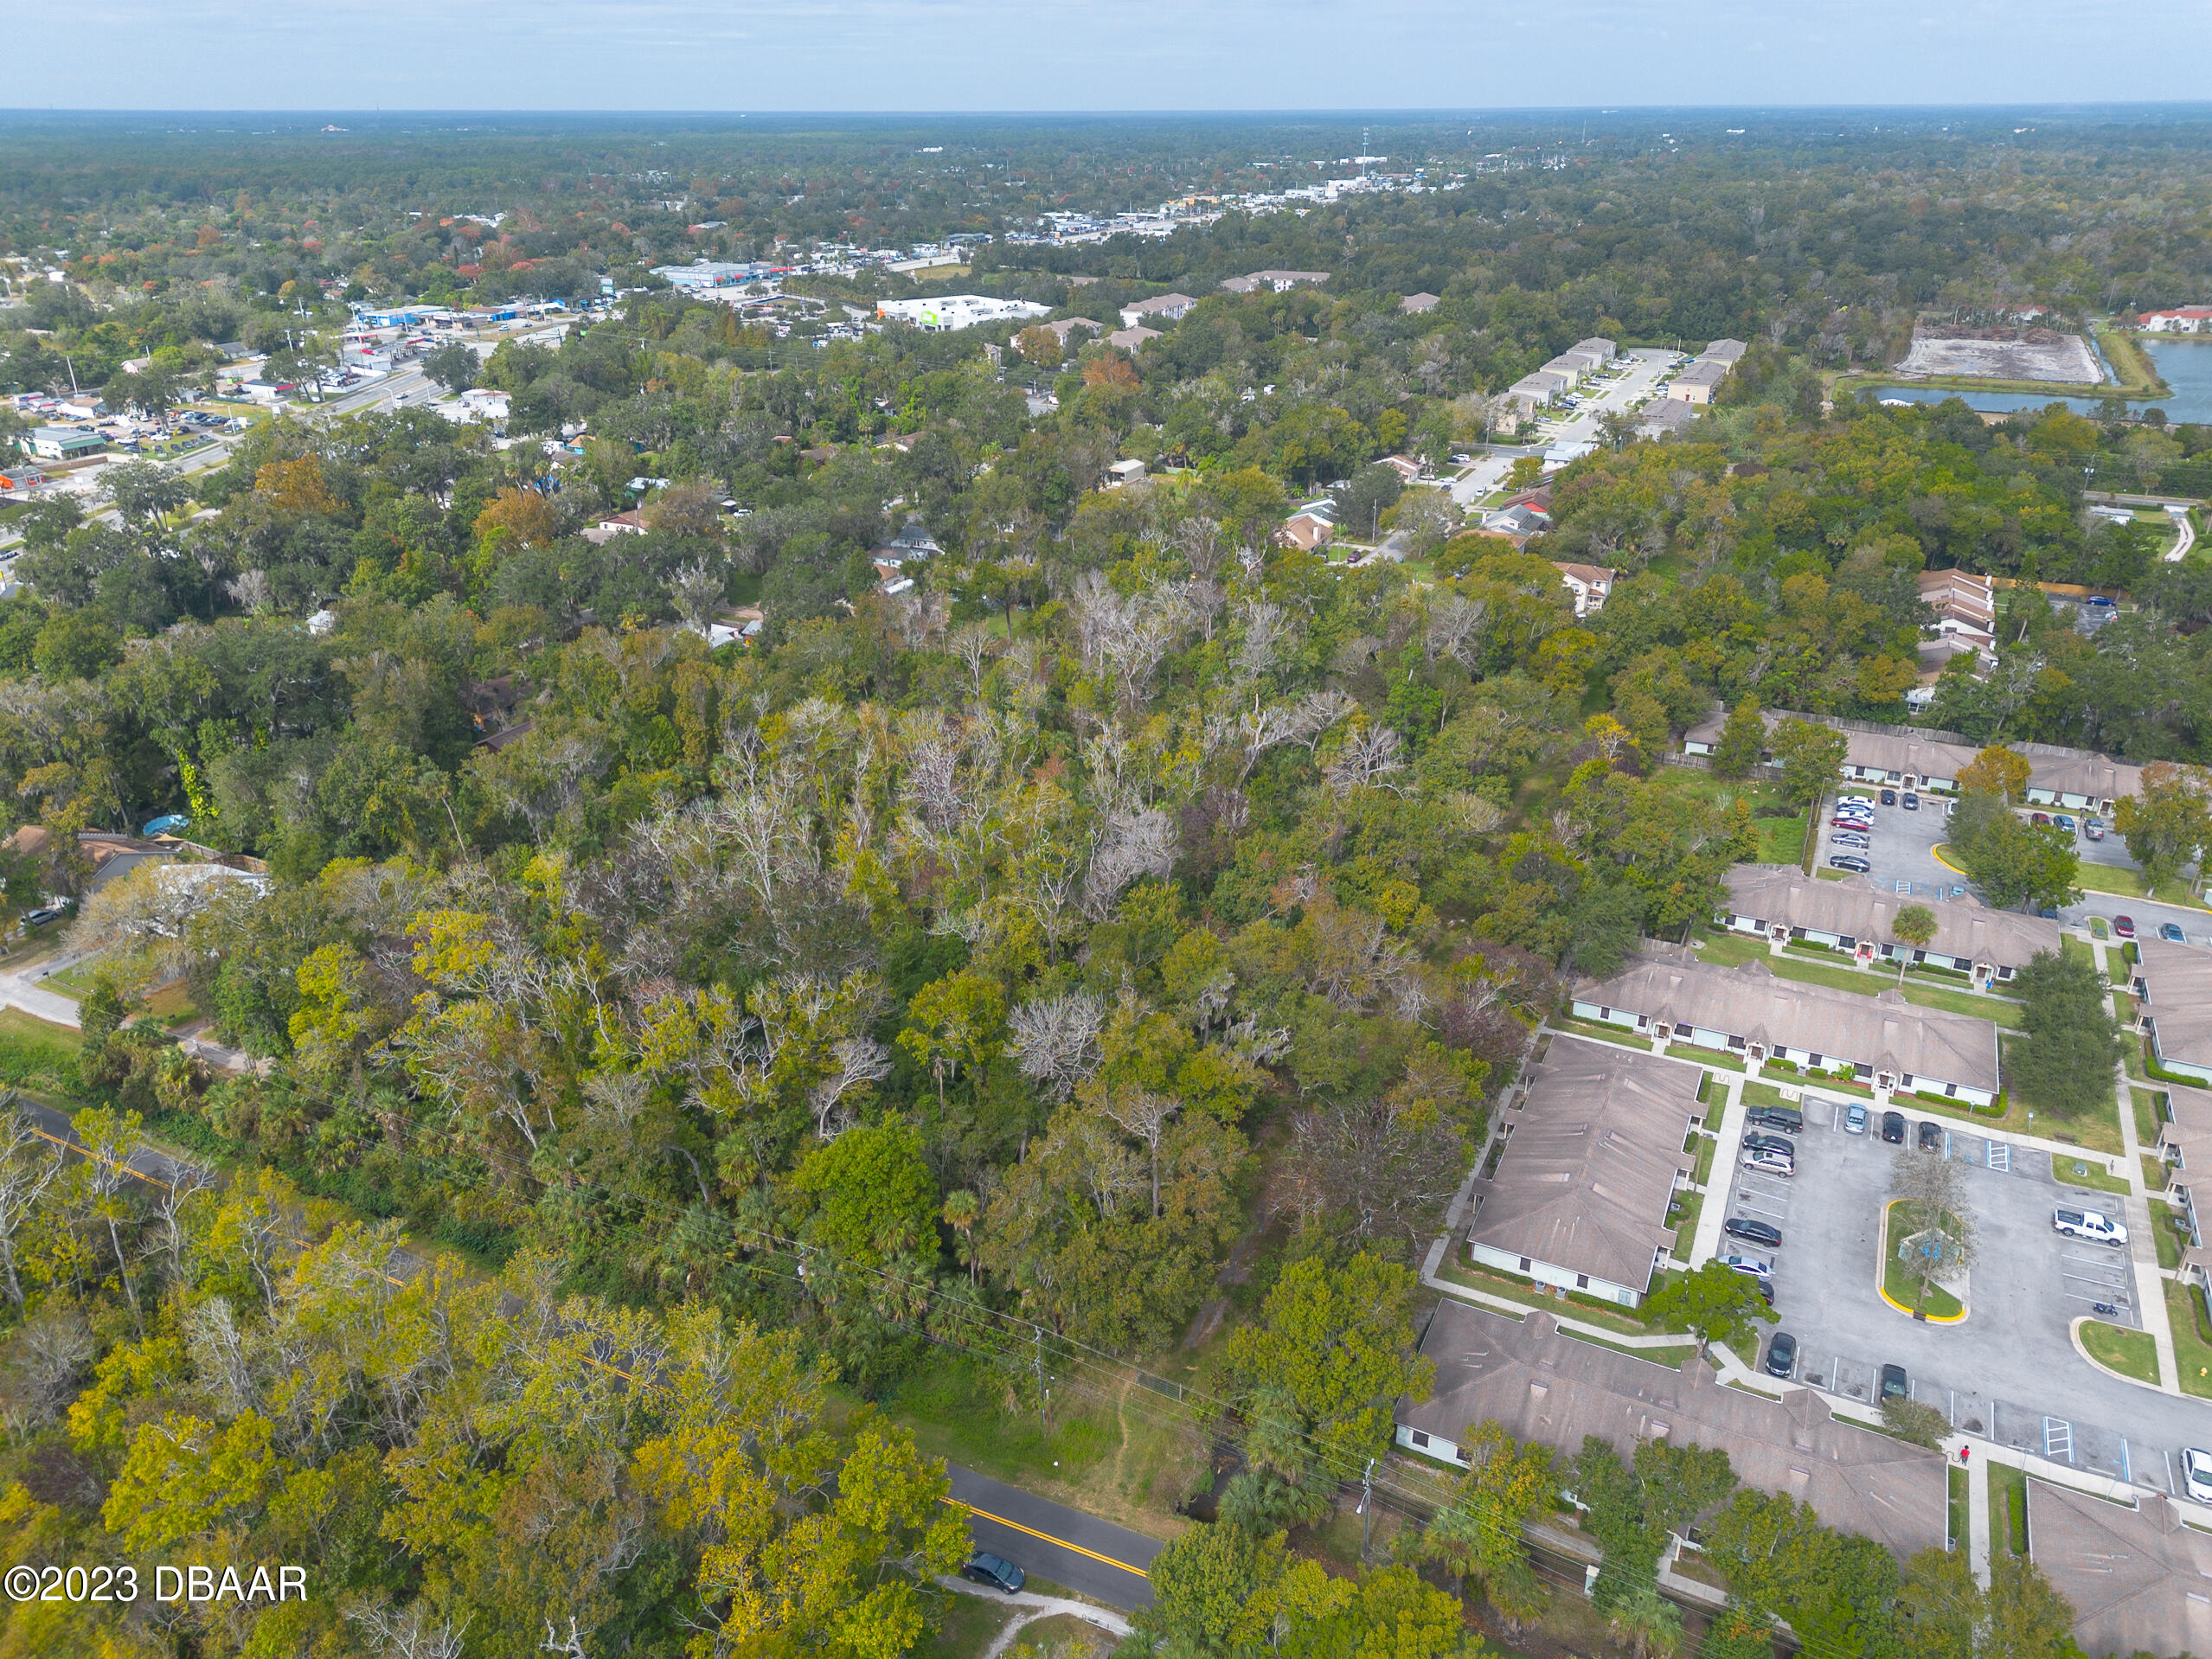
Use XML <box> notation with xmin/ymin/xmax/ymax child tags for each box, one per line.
<box><xmin>1717</xmin><ymin>1093</ymin><xmax>2212</xmax><ymax>1493</ymax></box>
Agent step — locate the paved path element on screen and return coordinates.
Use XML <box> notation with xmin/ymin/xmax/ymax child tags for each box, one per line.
<box><xmin>1966</xmin><ymin>1451</ymin><xmax>1992</xmax><ymax>1586</ymax></box>
<box><xmin>1689</xmin><ymin>1068</ymin><xmax>1747</xmax><ymax>1266</ymax></box>
<box><xmin>947</xmin><ymin>1466</ymin><xmax>1161</xmax><ymax>1611</ymax></box>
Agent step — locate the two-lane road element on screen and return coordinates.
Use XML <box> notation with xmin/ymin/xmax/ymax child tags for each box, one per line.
<box><xmin>948</xmin><ymin>1465</ymin><xmax>1163</xmax><ymax>1611</ymax></box>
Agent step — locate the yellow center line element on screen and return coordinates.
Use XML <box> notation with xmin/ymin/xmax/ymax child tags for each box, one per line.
<box><xmin>948</xmin><ymin>1500</ymin><xmax>1151</xmax><ymax>1579</ymax></box>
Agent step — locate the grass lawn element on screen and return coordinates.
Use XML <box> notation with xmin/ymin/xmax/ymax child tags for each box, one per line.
<box><xmin>1747</xmin><ymin>951</ymin><xmax>2025</xmax><ymax>1026</ymax></box>
<box><xmin>2144</xmin><ymin>1154</ymin><xmax>2172</xmax><ymax>1194</ymax></box>
<box><xmin>2067</xmin><ymin>858</ymin><xmax>2212</xmax><ymax>911</ymax></box>
<box><xmin>1562</xmin><ymin>1328</ymin><xmax>1700</xmax><ymax>1370</ymax></box>
<box><xmin>1949</xmin><ymin>1465</ymin><xmax>1968</xmax><ymax>1551</ymax></box>
<box><xmin>0</xmin><ymin>1009</ymin><xmax>82</xmax><ymax>1096</ymax></box>
<box><xmin>2062</xmin><ymin>933</ymin><xmax>2094</xmax><ymax>967</ymax></box>
<box><xmin>1694</xmin><ymin>929</ymin><xmax>1769</xmax><ymax>968</ymax></box>
<box><xmin>2154</xmin><ymin>1200</ymin><xmax>2187</xmax><ymax>1271</ymax></box>
<box><xmin>1991</xmin><ymin>1462</ymin><xmax>2029</xmax><ymax>1554</ymax></box>
<box><xmin>1691</xmin><ymin>1136</ymin><xmax>1717</xmax><ymax>1188</ymax></box>
<box><xmin>1740</xmin><ymin>1079</ymin><xmax>1797</xmax><ymax>1111</ymax></box>
<box><xmin>1667</xmin><ymin>1188</ymin><xmax>1704</xmax><ymax>1258</ymax></box>
<box><xmin>1668</xmin><ymin>1043</ymin><xmax>1744</xmax><ymax>1072</ymax></box>
<box><xmin>1704</xmin><ymin>1080</ymin><xmax>1727</xmax><ymax>1130</ymax></box>
<box><xmin>1816</xmin><ymin>868</ymin><xmax>1850</xmax><ymax>881</ymax></box>
<box><xmin>1433</xmin><ymin>1259</ymin><xmax>1653</xmax><ymax>1336</ymax></box>
<box><xmin>914</xmin><ymin>1591</ymin><xmax>1024</xmax><ymax>1658</ymax></box>
<box><xmin>2002</xmin><ymin>1034</ymin><xmax>2124</xmax><ymax>1155</ymax></box>
<box><xmin>1882</xmin><ymin>1201</ymin><xmax>1966</xmax><ymax>1319</ymax></box>
<box><xmin>1552</xmin><ymin>1018</ymin><xmax>1652</xmax><ymax>1052</ymax></box>
<box><xmin>2169</xmin><ymin>1280</ymin><xmax>2212</xmax><ymax>1400</ymax></box>
<box><xmin>2052</xmin><ymin>1155</ymin><xmax>2133</xmax><ymax>1195</ymax></box>
<box><xmin>2080</xmin><ymin>1319</ymin><xmax>2160</xmax><ymax>1384</ymax></box>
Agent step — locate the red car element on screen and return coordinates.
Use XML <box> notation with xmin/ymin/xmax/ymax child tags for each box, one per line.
<box><xmin>1831</xmin><ymin>817</ymin><xmax>1874</xmax><ymax>830</ymax></box>
<box><xmin>2114</xmin><ymin>916</ymin><xmax>2136</xmax><ymax>939</ymax></box>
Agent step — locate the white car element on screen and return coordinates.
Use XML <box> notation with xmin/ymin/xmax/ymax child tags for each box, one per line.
<box><xmin>1831</xmin><ymin>833</ymin><xmax>1870</xmax><ymax>849</ymax></box>
<box><xmin>2053</xmin><ymin>1207</ymin><xmax>2127</xmax><ymax>1245</ymax></box>
<box><xmin>2184</xmin><ymin>1447</ymin><xmax>2212</xmax><ymax>1505</ymax></box>
<box><xmin>1838</xmin><ymin>794</ymin><xmax>1875</xmax><ymax>808</ymax></box>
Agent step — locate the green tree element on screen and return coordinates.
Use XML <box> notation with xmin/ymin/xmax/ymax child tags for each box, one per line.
<box><xmin>2009</xmin><ymin>947</ymin><xmax>2122</xmax><ymax>1117</ymax></box>
<box><xmin>1222</xmin><ymin>1252</ymin><xmax>1433</xmax><ymax>1483</ymax></box>
<box><xmin>1880</xmin><ymin>1394</ymin><xmax>1951</xmax><ymax>1449</ymax></box>
<box><xmin>2113</xmin><ymin>761</ymin><xmax>2212</xmax><ymax>891</ymax></box>
<box><xmin>422</xmin><ymin>343</ymin><xmax>479</xmax><ymax>394</ymax></box>
<box><xmin>1640</xmin><ymin>1260</ymin><xmax>1777</xmax><ymax>1355</ymax></box>
<box><xmin>1412</xmin><ymin>1419</ymin><xmax>1555</xmax><ymax>1617</ymax></box>
<box><xmin>1710</xmin><ymin>701</ymin><xmax>1768</xmax><ymax>779</ymax></box>
<box><xmin>897</xmin><ymin>968</ymin><xmax>1007</xmax><ymax>1105</ymax></box>
<box><xmin>1771</xmin><ymin>719</ymin><xmax>1848</xmax><ymax>811</ymax></box>
<box><xmin>1571</xmin><ymin>1435</ymin><xmax>1736</xmax><ymax>1612</ymax></box>
<box><xmin>1890</xmin><ymin>903</ymin><xmax>1936</xmax><ymax>981</ymax></box>
<box><xmin>785</xmin><ymin>1120</ymin><xmax>939</xmax><ymax>1265</ymax></box>
<box><xmin>1951</xmin><ymin>797</ymin><xmax>2081</xmax><ymax>913</ymax></box>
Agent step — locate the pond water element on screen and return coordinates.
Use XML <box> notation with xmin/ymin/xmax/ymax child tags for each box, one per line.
<box><xmin>1867</xmin><ymin>336</ymin><xmax>2212</xmax><ymax>423</ymax></box>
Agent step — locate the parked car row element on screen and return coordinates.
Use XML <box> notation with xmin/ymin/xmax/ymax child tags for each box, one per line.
<box><xmin>1825</xmin><ymin>792</ymin><xmax>1894</xmax><ymax>874</ymax></box>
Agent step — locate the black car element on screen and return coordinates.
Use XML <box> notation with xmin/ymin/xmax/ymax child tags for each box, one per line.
<box><xmin>961</xmin><ymin>1553</ymin><xmax>1027</xmax><ymax>1594</ymax></box>
<box><xmin>1878</xmin><ymin>789</ymin><xmax>1897</xmax><ymax>806</ymax></box>
<box><xmin>1745</xmin><ymin>1104</ymin><xmax>1803</xmax><ymax>1133</ymax></box>
<box><xmin>1724</xmin><ymin>1216</ymin><xmax>1784</xmax><ymax>1248</ymax></box>
<box><xmin>1901</xmin><ymin>791</ymin><xmax>1920</xmax><ymax>810</ymax></box>
<box><xmin>1880</xmin><ymin>1363</ymin><xmax>1909</xmax><ymax>1401</ymax></box>
<box><xmin>1828</xmin><ymin>855</ymin><xmax>1871</xmax><ymax>874</ymax></box>
<box><xmin>1880</xmin><ymin>1110</ymin><xmax>1906</xmax><ymax>1143</ymax></box>
<box><xmin>1742</xmin><ymin>1131</ymin><xmax>1797</xmax><ymax>1157</ymax></box>
<box><xmin>1917</xmin><ymin>1120</ymin><xmax>1943</xmax><ymax>1153</ymax></box>
<box><xmin>1764</xmin><ymin>1331</ymin><xmax>1798</xmax><ymax>1379</ymax></box>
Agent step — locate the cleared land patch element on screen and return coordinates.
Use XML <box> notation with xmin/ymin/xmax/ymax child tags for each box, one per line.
<box><xmin>1896</xmin><ymin>327</ymin><xmax>2104</xmax><ymax>384</ymax></box>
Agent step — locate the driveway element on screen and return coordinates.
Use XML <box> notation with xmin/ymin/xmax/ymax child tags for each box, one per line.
<box><xmin>1718</xmin><ymin>1094</ymin><xmax>2212</xmax><ymax>1494</ymax></box>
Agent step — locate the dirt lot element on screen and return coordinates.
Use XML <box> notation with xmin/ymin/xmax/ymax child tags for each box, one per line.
<box><xmin>1896</xmin><ymin>330</ymin><xmax>2104</xmax><ymax>383</ymax></box>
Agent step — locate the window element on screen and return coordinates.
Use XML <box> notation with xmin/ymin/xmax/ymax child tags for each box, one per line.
<box><xmin>1576</xmin><ymin>1275</ymin><xmax>1589</xmax><ymax>1290</ymax></box>
<box><xmin>1808</xmin><ymin>1054</ymin><xmax>1823</xmax><ymax>1067</ymax></box>
<box><xmin>1855</xmin><ymin>1064</ymin><xmax>1873</xmax><ymax>1079</ymax></box>
<box><xmin>1728</xmin><ymin>1035</ymin><xmax>1746</xmax><ymax>1049</ymax></box>
<box><xmin>1519</xmin><ymin>1258</ymin><xmax>1532</xmax><ymax>1272</ymax></box>
<box><xmin>1901</xmin><ymin>1073</ymin><xmax>1914</xmax><ymax>1087</ymax></box>
<box><xmin>1410</xmin><ymin>1429</ymin><xmax>1430</xmax><ymax>1449</ymax></box>
<box><xmin>1945</xmin><ymin>1083</ymin><xmax>1958</xmax><ymax>1098</ymax></box>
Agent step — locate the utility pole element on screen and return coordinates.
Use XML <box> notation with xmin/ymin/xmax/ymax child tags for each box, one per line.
<box><xmin>1033</xmin><ymin>1326</ymin><xmax>1048</xmax><ymax>1432</ymax></box>
<box><xmin>1360</xmin><ymin>1457</ymin><xmax>1376</xmax><ymax>1559</ymax></box>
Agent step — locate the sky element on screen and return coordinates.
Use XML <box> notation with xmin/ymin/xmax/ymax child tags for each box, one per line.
<box><xmin>1</xmin><ymin>0</ymin><xmax>2207</xmax><ymax>111</ymax></box>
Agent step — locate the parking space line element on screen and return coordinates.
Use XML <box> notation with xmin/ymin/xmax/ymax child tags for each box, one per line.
<box><xmin>2045</xmin><ymin>1418</ymin><xmax>2074</xmax><ymax>1462</ymax></box>
<box><xmin>1988</xmin><ymin>1140</ymin><xmax>2010</xmax><ymax>1173</ymax></box>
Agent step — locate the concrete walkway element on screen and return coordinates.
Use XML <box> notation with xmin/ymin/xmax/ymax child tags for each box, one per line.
<box><xmin>1689</xmin><ymin>1067</ymin><xmax>1747</xmax><ymax>1266</ymax></box>
<box><xmin>1966</xmin><ymin>1452</ymin><xmax>1992</xmax><ymax>1585</ymax></box>
<box><xmin>934</xmin><ymin>1576</ymin><xmax>1132</xmax><ymax>1656</ymax></box>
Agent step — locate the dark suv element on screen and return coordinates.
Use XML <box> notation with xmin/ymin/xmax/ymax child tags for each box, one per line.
<box><xmin>1742</xmin><ymin>1131</ymin><xmax>1797</xmax><ymax>1158</ymax></box>
<box><xmin>1745</xmin><ymin>1104</ymin><xmax>1803</xmax><ymax>1133</ymax></box>
<box><xmin>1765</xmin><ymin>1331</ymin><xmax>1798</xmax><ymax>1379</ymax></box>
<box><xmin>1880</xmin><ymin>1363</ymin><xmax>1909</xmax><ymax>1401</ymax></box>
<box><xmin>1879</xmin><ymin>1110</ymin><xmax>1906</xmax><ymax>1144</ymax></box>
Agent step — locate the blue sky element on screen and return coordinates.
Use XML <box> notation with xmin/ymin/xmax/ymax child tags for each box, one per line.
<box><xmin>3</xmin><ymin>0</ymin><xmax>2205</xmax><ymax>110</ymax></box>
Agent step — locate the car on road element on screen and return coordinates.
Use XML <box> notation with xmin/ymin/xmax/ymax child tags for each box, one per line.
<box><xmin>1741</xmin><ymin>1149</ymin><xmax>1794</xmax><ymax>1177</ymax></box>
<box><xmin>1724</xmin><ymin>1216</ymin><xmax>1784</xmax><ymax>1247</ymax></box>
<box><xmin>2088</xmin><ymin>594</ymin><xmax>2117</xmax><ymax>610</ymax></box>
<box><xmin>1901</xmin><ymin>791</ymin><xmax>1920</xmax><ymax>809</ymax></box>
<box><xmin>1764</xmin><ymin>1331</ymin><xmax>1798</xmax><ymax>1379</ymax></box>
<box><xmin>1880</xmin><ymin>1110</ymin><xmax>1906</xmax><ymax>1143</ymax></box>
<box><xmin>2086</xmin><ymin>815</ymin><xmax>2106</xmax><ymax>840</ymax></box>
<box><xmin>1879</xmin><ymin>789</ymin><xmax>1897</xmax><ymax>806</ymax></box>
<box><xmin>2054</xmin><ymin>1207</ymin><xmax>2128</xmax><ymax>1245</ymax></box>
<box><xmin>1745</xmin><ymin>1104</ymin><xmax>1803</xmax><ymax>1132</ymax></box>
<box><xmin>1829</xmin><ymin>855</ymin><xmax>1871</xmax><ymax>874</ymax></box>
<box><xmin>1844</xmin><ymin>1102</ymin><xmax>1868</xmax><ymax>1134</ymax></box>
<box><xmin>961</xmin><ymin>1553</ymin><xmax>1027</xmax><ymax>1594</ymax></box>
<box><xmin>1742</xmin><ymin>1131</ymin><xmax>1797</xmax><ymax>1157</ymax></box>
<box><xmin>2183</xmin><ymin>1447</ymin><xmax>2212</xmax><ymax>1506</ymax></box>
<box><xmin>2114</xmin><ymin>915</ymin><xmax>2137</xmax><ymax>938</ymax></box>
<box><xmin>1880</xmin><ymin>1363</ymin><xmax>1909</xmax><ymax>1401</ymax></box>
<box><xmin>2164</xmin><ymin>922</ymin><xmax>2187</xmax><ymax>943</ymax></box>
<box><xmin>1917</xmin><ymin>1121</ymin><xmax>1943</xmax><ymax>1152</ymax></box>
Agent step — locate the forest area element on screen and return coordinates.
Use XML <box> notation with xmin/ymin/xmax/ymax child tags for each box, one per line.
<box><xmin>0</xmin><ymin>108</ymin><xmax>2204</xmax><ymax>1656</ymax></box>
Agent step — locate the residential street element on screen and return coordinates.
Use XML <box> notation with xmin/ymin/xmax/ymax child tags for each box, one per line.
<box><xmin>947</xmin><ymin>1464</ymin><xmax>1161</xmax><ymax>1611</ymax></box>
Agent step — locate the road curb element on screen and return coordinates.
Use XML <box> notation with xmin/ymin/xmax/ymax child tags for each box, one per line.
<box><xmin>1879</xmin><ymin>1201</ymin><xmax>1969</xmax><ymax>1324</ymax></box>
<box><xmin>2067</xmin><ymin>1314</ymin><xmax>2184</xmax><ymax>1399</ymax></box>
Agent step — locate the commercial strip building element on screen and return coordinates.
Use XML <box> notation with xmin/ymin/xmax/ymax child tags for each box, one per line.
<box><xmin>1717</xmin><ymin>866</ymin><xmax>2060</xmax><ymax>984</ymax></box>
<box><xmin>875</xmin><ymin>295</ymin><xmax>1049</xmax><ymax>331</ymax></box>
<box><xmin>1463</xmin><ymin>1044</ymin><xmax>1698</xmax><ymax>1309</ymax></box>
<box><xmin>1395</xmin><ymin>1303</ymin><xmax>1949</xmax><ymax>1562</ymax></box>
<box><xmin>1679</xmin><ymin>708</ymin><xmax>2147</xmax><ymax>817</ymax></box>
<box><xmin>1572</xmin><ymin>950</ymin><xmax>2003</xmax><ymax>1104</ymax></box>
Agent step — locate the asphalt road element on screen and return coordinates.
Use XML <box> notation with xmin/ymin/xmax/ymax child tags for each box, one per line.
<box><xmin>948</xmin><ymin>1465</ymin><xmax>1161</xmax><ymax>1611</ymax></box>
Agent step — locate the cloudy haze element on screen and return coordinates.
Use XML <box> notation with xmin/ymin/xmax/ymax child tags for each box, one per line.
<box><xmin>3</xmin><ymin>0</ymin><xmax>2207</xmax><ymax>110</ymax></box>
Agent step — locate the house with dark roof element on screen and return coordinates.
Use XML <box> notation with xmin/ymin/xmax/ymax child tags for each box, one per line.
<box><xmin>1464</xmin><ymin>1042</ymin><xmax>1699</xmax><ymax>1307</ymax></box>
<box><xmin>2028</xmin><ymin>1481</ymin><xmax>2212</xmax><ymax>1656</ymax></box>
<box><xmin>1573</xmin><ymin>949</ymin><xmax>2003</xmax><ymax>1104</ymax></box>
<box><xmin>1395</xmin><ymin>1301</ymin><xmax>1949</xmax><ymax>1563</ymax></box>
<box><xmin>1719</xmin><ymin>866</ymin><xmax>2059</xmax><ymax>984</ymax></box>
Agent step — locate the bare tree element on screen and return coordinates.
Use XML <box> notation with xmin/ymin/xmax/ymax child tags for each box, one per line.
<box><xmin>224</xmin><ymin>568</ymin><xmax>273</xmax><ymax>612</ymax></box>
<box><xmin>951</xmin><ymin>622</ymin><xmax>1002</xmax><ymax>701</ymax></box>
<box><xmin>1009</xmin><ymin>992</ymin><xmax>1108</xmax><ymax>1101</ymax></box>
<box><xmin>0</xmin><ymin>1309</ymin><xmax>93</xmax><ymax>1437</ymax></box>
<box><xmin>808</xmin><ymin>1035</ymin><xmax>893</xmax><ymax>1137</ymax></box>
<box><xmin>1095</xmin><ymin>1087</ymin><xmax>1179</xmax><ymax>1219</ymax></box>
<box><xmin>1324</xmin><ymin>725</ymin><xmax>1409</xmax><ymax>796</ymax></box>
<box><xmin>1888</xmin><ymin>1149</ymin><xmax>1976</xmax><ymax>1310</ymax></box>
<box><xmin>0</xmin><ymin>1106</ymin><xmax>59</xmax><ymax>1310</ymax></box>
<box><xmin>667</xmin><ymin>561</ymin><xmax>727</xmax><ymax>635</ymax></box>
<box><xmin>348</xmin><ymin>1603</ymin><xmax>471</xmax><ymax>1659</ymax></box>
<box><xmin>1082</xmin><ymin>807</ymin><xmax>1177</xmax><ymax>919</ymax></box>
<box><xmin>1424</xmin><ymin>595</ymin><xmax>1488</xmax><ymax>668</ymax></box>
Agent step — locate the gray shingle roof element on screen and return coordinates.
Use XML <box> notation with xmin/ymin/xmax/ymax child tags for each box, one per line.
<box><xmin>1722</xmin><ymin>866</ymin><xmax>2060</xmax><ymax>970</ymax></box>
<box><xmin>2028</xmin><ymin>1482</ymin><xmax>2212</xmax><ymax>1658</ymax></box>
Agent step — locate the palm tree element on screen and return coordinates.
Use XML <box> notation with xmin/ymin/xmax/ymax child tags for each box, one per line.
<box><xmin>1607</xmin><ymin>1581</ymin><xmax>1684</xmax><ymax>1659</ymax></box>
<box><xmin>1892</xmin><ymin>903</ymin><xmax>1937</xmax><ymax>983</ymax></box>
